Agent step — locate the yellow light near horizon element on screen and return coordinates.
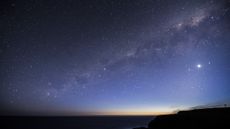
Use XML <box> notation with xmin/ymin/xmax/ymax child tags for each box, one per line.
<box><xmin>93</xmin><ymin>107</ymin><xmax>177</xmax><ymax>116</ymax></box>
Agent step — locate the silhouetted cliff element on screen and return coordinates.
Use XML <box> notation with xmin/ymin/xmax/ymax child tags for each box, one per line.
<box><xmin>134</xmin><ymin>107</ymin><xmax>230</xmax><ymax>129</ymax></box>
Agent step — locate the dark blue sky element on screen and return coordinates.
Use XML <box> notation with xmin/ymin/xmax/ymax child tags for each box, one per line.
<box><xmin>1</xmin><ymin>0</ymin><xmax>230</xmax><ymax>115</ymax></box>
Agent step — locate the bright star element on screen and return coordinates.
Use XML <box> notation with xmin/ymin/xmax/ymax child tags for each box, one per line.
<box><xmin>197</xmin><ymin>64</ymin><xmax>202</xmax><ymax>68</ymax></box>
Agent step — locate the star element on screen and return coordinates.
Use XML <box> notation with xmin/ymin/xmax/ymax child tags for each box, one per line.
<box><xmin>196</xmin><ymin>64</ymin><xmax>202</xmax><ymax>69</ymax></box>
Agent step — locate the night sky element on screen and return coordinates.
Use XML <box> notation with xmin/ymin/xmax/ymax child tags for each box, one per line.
<box><xmin>1</xmin><ymin>0</ymin><xmax>230</xmax><ymax>115</ymax></box>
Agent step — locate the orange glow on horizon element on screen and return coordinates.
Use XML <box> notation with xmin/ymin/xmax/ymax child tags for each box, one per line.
<box><xmin>79</xmin><ymin>107</ymin><xmax>178</xmax><ymax>116</ymax></box>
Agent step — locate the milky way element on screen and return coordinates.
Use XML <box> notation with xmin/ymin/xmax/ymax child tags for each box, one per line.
<box><xmin>1</xmin><ymin>0</ymin><xmax>230</xmax><ymax>115</ymax></box>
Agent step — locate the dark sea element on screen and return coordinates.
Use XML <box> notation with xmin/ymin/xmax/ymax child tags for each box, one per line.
<box><xmin>0</xmin><ymin>116</ymin><xmax>154</xmax><ymax>129</ymax></box>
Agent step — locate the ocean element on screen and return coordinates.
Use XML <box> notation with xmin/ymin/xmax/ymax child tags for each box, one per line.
<box><xmin>0</xmin><ymin>116</ymin><xmax>154</xmax><ymax>129</ymax></box>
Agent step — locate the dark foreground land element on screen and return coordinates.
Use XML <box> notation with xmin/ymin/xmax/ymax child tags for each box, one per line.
<box><xmin>0</xmin><ymin>108</ymin><xmax>229</xmax><ymax>129</ymax></box>
<box><xmin>134</xmin><ymin>107</ymin><xmax>230</xmax><ymax>129</ymax></box>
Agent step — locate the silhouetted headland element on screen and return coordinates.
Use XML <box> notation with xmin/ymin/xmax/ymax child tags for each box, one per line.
<box><xmin>134</xmin><ymin>107</ymin><xmax>230</xmax><ymax>129</ymax></box>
